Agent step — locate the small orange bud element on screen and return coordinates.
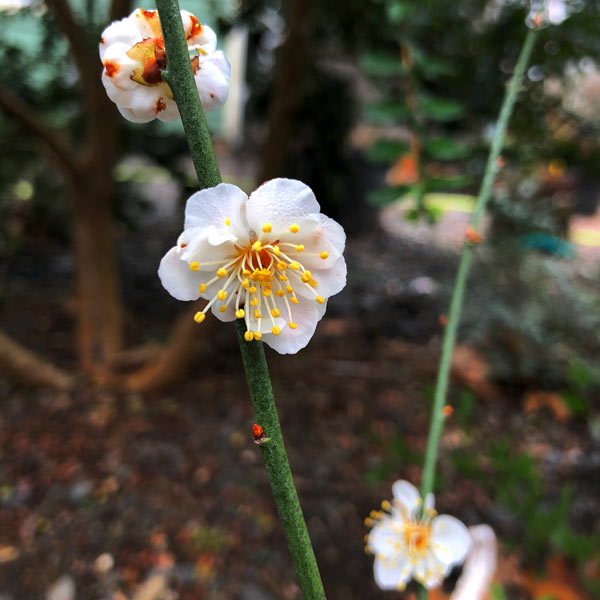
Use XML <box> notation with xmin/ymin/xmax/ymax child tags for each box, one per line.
<box><xmin>252</xmin><ymin>424</ymin><xmax>266</xmax><ymax>444</ymax></box>
<box><xmin>443</xmin><ymin>405</ymin><xmax>454</xmax><ymax>417</ymax></box>
<box><xmin>496</xmin><ymin>156</ymin><xmax>507</xmax><ymax>169</ymax></box>
<box><xmin>465</xmin><ymin>226</ymin><xmax>483</xmax><ymax>244</ymax></box>
<box><xmin>438</xmin><ymin>314</ymin><xmax>448</xmax><ymax>326</ymax></box>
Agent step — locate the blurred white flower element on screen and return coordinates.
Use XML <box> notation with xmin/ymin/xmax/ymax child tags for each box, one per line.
<box><xmin>527</xmin><ymin>0</ymin><xmax>571</xmax><ymax>28</ymax></box>
<box><xmin>99</xmin><ymin>8</ymin><xmax>230</xmax><ymax>123</ymax></box>
<box><xmin>158</xmin><ymin>179</ymin><xmax>346</xmax><ymax>354</ymax></box>
<box><xmin>366</xmin><ymin>480</ymin><xmax>471</xmax><ymax>591</ymax></box>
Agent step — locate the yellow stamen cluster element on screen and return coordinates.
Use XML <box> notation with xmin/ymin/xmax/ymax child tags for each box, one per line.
<box><xmin>187</xmin><ymin>219</ymin><xmax>330</xmax><ymax>340</ymax></box>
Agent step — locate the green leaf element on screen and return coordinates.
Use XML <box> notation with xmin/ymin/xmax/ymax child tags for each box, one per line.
<box><xmin>367</xmin><ymin>185</ymin><xmax>410</xmax><ymax>206</ymax></box>
<box><xmin>414</xmin><ymin>55</ymin><xmax>456</xmax><ymax>79</ymax></box>
<box><xmin>366</xmin><ymin>139</ymin><xmax>410</xmax><ymax>163</ymax></box>
<box><xmin>561</xmin><ymin>391</ymin><xmax>587</xmax><ymax>416</ymax></box>
<box><xmin>420</xmin><ymin>97</ymin><xmax>465</xmax><ymax>122</ymax></box>
<box><xmin>360</xmin><ymin>52</ymin><xmax>404</xmax><ymax>77</ymax></box>
<box><xmin>363</xmin><ymin>101</ymin><xmax>409</xmax><ymax>125</ymax></box>
<box><xmin>424</xmin><ymin>137</ymin><xmax>471</xmax><ymax>160</ymax></box>
<box><xmin>426</xmin><ymin>175</ymin><xmax>472</xmax><ymax>191</ymax></box>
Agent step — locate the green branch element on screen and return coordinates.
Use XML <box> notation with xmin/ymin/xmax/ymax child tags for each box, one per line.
<box><xmin>416</xmin><ymin>28</ymin><xmax>537</xmax><ymax>600</ymax></box>
<box><xmin>155</xmin><ymin>1</ymin><xmax>326</xmax><ymax>597</ymax></box>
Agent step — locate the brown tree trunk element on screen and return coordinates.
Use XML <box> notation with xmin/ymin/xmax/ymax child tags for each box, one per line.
<box><xmin>258</xmin><ymin>0</ymin><xmax>315</xmax><ymax>182</ymax></box>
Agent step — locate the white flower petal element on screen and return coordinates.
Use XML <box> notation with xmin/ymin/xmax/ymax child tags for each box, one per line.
<box><xmin>184</xmin><ymin>183</ymin><xmax>249</xmax><ymax>240</ymax></box>
<box><xmin>156</xmin><ymin>97</ymin><xmax>180</xmax><ymax>122</ymax></box>
<box><xmin>183</xmin><ymin>15</ymin><xmax>217</xmax><ymax>53</ymax></box>
<box><xmin>194</xmin><ymin>52</ymin><xmax>231</xmax><ymax>111</ymax></box>
<box><xmin>99</xmin><ymin>16</ymin><xmax>140</xmax><ymax>60</ymax></box>
<box><xmin>414</xmin><ymin>553</ymin><xmax>445</xmax><ymax>589</ymax></box>
<box><xmin>294</xmin><ymin>257</ymin><xmax>346</xmax><ymax>300</ymax></box>
<box><xmin>116</xmin><ymin>105</ymin><xmax>154</xmax><ymax>124</ymax></box>
<box><xmin>132</xmin><ymin>8</ymin><xmax>162</xmax><ymax>38</ymax></box>
<box><xmin>392</xmin><ymin>480</ymin><xmax>422</xmax><ymax>519</ymax></box>
<box><xmin>373</xmin><ymin>554</ymin><xmax>412</xmax><ymax>591</ymax></box>
<box><xmin>101</xmin><ymin>43</ymin><xmax>138</xmax><ymax>90</ymax></box>
<box><xmin>261</xmin><ymin>295</ymin><xmax>321</xmax><ymax>354</ymax></box>
<box><xmin>179</xmin><ymin>227</ymin><xmax>239</xmax><ymax>269</ymax></box>
<box><xmin>158</xmin><ymin>247</ymin><xmax>201</xmax><ymax>301</ymax></box>
<box><xmin>368</xmin><ymin>519</ymin><xmax>403</xmax><ymax>557</ymax></box>
<box><xmin>431</xmin><ymin>515</ymin><xmax>472</xmax><ymax>567</ymax></box>
<box><xmin>288</xmin><ymin>214</ymin><xmax>345</xmax><ymax>270</ymax></box>
<box><xmin>246</xmin><ymin>179</ymin><xmax>321</xmax><ymax>238</ymax></box>
<box><xmin>424</xmin><ymin>492</ymin><xmax>435</xmax><ymax>512</ymax></box>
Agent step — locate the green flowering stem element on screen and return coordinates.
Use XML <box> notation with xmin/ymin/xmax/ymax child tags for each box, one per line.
<box><xmin>156</xmin><ymin>0</ymin><xmax>326</xmax><ymax>597</ymax></box>
<box><xmin>416</xmin><ymin>27</ymin><xmax>537</xmax><ymax>599</ymax></box>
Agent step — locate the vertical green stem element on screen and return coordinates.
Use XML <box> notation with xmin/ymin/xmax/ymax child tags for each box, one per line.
<box><xmin>416</xmin><ymin>27</ymin><xmax>536</xmax><ymax>600</ymax></box>
<box><xmin>155</xmin><ymin>1</ymin><xmax>326</xmax><ymax>597</ymax></box>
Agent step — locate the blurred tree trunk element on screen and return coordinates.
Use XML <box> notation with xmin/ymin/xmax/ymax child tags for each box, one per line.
<box><xmin>48</xmin><ymin>0</ymin><xmax>127</xmax><ymax>372</ymax></box>
<box><xmin>258</xmin><ymin>0</ymin><xmax>314</xmax><ymax>182</ymax></box>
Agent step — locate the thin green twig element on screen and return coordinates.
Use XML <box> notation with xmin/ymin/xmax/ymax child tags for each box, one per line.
<box><xmin>155</xmin><ymin>1</ymin><xmax>326</xmax><ymax>597</ymax></box>
<box><xmin>416</xmin><ymin>27</ymin><xmax>537</xmax><ymax>599</ymax></box>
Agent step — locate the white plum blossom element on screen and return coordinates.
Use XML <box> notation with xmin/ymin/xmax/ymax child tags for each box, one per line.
<box><xmin>99</xmin><ymin>8</ymin><xmax>230</xmax><ymax>123</ymax></box>
<box><xmin>158</xmin><ymin>179</ymin><xmax>346</xmax><ymax>354</ymax></box>
<box><xmin>366</xmin><ymin>480</ymin><xmax>471</xmax><ymax>591</ymax></box>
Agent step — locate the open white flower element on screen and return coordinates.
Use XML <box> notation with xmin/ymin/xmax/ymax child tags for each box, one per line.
<box><xmin>158</xmin><ymin>179</ymin><xmax>346</xmax><ymax>354</ymax></box>
<box><xmin>366</xmin><ymin>480</ymin><xmax>471</xmax><ymax>591</ymax></box>
<box><xmin>99</xmin><ymin>8</ymin><xmax>230</xmax><ymax>123</ymax></box>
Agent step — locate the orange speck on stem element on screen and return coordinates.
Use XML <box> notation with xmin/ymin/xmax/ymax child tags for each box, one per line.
<box><xmin>443</xmin><ymin>405</ymin><xmax>453</xmax><ymax>417</ymax></box>
<box><xmin>438</xmin><ymin>314</ymin><xmax>448</xmax><ymax>326</ymax></box>
<box><xmin>465</xmin><ymin>225</ymin><xmax>483</xmax><ymax>244</ymax></box>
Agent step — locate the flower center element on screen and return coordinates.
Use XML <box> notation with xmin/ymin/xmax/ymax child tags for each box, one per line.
<box><xmin>127</xmin><ymin>38</ymin><xmax>167</xmax><ymax>86</ymax></box>
<box><xmin>187</xmin><ymin>222</ymin><xmax>330</xmax><ymax>339</ymax></box>
<box><xmin>403</xmin><ymin>522</ymin><xmax>431</xmax><ymax>557</ymax></box>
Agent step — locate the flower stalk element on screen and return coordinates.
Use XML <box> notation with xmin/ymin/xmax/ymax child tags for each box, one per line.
<box><xmin>417</xmin><ymin>27</ymin><xmax>537</xmax><ymax>599</ymax></box>
<box><xmin>155</xmin><ymin>0</ymin><xmax>326</xmax><ymax>597</ymax></box>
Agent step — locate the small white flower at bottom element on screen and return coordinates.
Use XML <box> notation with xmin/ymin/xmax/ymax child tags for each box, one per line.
<box><xmin>365</xmin><ymin>480</ymin><xmax>471</xmax><ymax>591</ymax></box>
<box><xmin>158</xmin><ymin>179</ymin><xmax>346</xmax><ymax>354</ymax></box>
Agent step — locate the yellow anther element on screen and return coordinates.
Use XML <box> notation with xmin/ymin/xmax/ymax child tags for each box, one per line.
<box><xmin>250</xmin><ymin>297</ymin><xmax>259</xmax><ymax>307</ymax></box>
<box><xmin>241</xmin><ymin>279</ymin><xmax>249</xmax><ymax>289</ymax></box>
<box><xmin>279</xmin><ymin>274</ymin><xmax>288</xmax><ymax>281</ymax></box>
<box><xmin>290</xmin><ymin>296</ymin><xmax>299</xmax><ymax>304</ymax></box>
<box><xmin>309</xmin><ymin>279</ymin><xmax>318</xmax><ymax>288</ymax></box>
<box><xmin>249</xmin><ymin>286</ymin><xmax>257</xmax><ymax>294</ymax></box>
<box><xmin>364</xmin><ymin>545</ymin><xmax>372</xmax><ymax>554</ymax></box>
<box><xmin>217</xmin><ymin>290</ymin><xmax>227</xmax><ymax>301</ymax></box>
<box><xmin>319</xmin><ymin>251</ymin><xmax>329</xmax><ymax>260</ymax></box>
<box><xmin>252</xmin><ymin>241</ymin><xmax>262</xmax><ymax>252</ymax></box>
<box><xmin>289</xmin><ymin>223</ymin><xmax>300</xmax><ymax>233</ymax></box>
<box><xmin>275</xmin><ymin>290</ymin><xmax>285</xmax><ymax>297</ymax></box>
<box><xmin>396</xmin><ymin>583</ymin><xmax>406</xmax><ymax>592</ymax></box>
<box><xmin>242</xmin><ymin>269</ymin><xmax>251</xmax><ymax>276</ymax></box>
<box><xmin>219</xmin><ymin>306</ymin><xmax>227</xmax><ymax>313</ymax></box>
<box><xmin>254</xmin><ymin>309</ymin><xmax>261</xmax><ymax>319</ymax></box>
<box><xmin>253</xmin><ymin>331</ymin><xmax>262</xmax><ymax>340</ymax></box>
<box><xmin>244</xmin><ymin>330</ymin><xmax>254</xmax><ymax>342</ymax></box>
<box><xmin>235</xmin><ymin>309</ymin><xmax>245</xmax><ymax>319</ymax></box>
<box><xmin>273</xmin><ymin>245</ymin><xmax>281</xmax><ymax>255</ymax></box>
<box><xmin>271</xmin><ymin>308</ymin><xmax>280</xmax><ymax>318</ymax></box>
<box><xmin>370</xmin><ymin>510</ymin><xmax>383</xmax><ymax>519</ymax></box>
<box><xmin>381</xmin><ymin>500</ymin><xmax>392</xmax><ymax>511</ymax></box>
<box><xmin>316</xmin><ymin>296</ymin><xmax>325</xmax><ymax>304</ymax></box>
<box><xmin>198</xmin><ymin>283</ymin><xmax>207</xmax><ymax>293</ymax></box>
<box><xmin>364</xmin><ymin>517</ymin><xmax>375</xmax><ymax>527</ymax></box>
<box><xmin>189</xmin><ymin>262</ymin><xmax>200</xmax><ymax>271</ymax></box>
<box><xmin>301</xmin><ymin>271</ymin><xmax>312</xmax><ymax>283</ymax></box>
<box><xmin>288</xmin><ymin>321</ymin><xmax>298</xmax><ymax>329</ymax></box>
<box><xmin>289</xmin><ymin>262</ymin><xmax>300</xmax><ymax>270</ymax></box>
<box><xmin>285</xmin><ymin>285</ymin><xmax>293</xmax><ymax>294</ymax></box>
<box><xmin>277</xmin><ymin>261</ymin><xmax>287</xmax><ymax>270</ymax></box>
<box><xmin>217</xmin><ymin>267</ymin><xmax>228</xmax><ymax>278</ymax></box>
<box><xmin>262</xmin><ymin>223</ymin><xmax>272</xmax><ymax>233</ymax></box>
<box><xmin>272</xmin><ymin>326</ymin><xmax>281</xmax><ymax>335</ymax></box>
<box><xmin>225</xmin><ymin>218</ymin><xmax>231</xmax><ymax>226</ymax></box>
<box><xmin>262</xmin><ymin>289</ymin><xmax>271</xmax><ymax>296</ymax></box>
<box><xmin>295</xmin><ymin>245</ymin><xmax>304</xmax><ymax>252</ymax></box>
<box><xmin>194</xmin><ymin>312</ymin><xmax>206</xmax><ymax>323</ymax></box>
